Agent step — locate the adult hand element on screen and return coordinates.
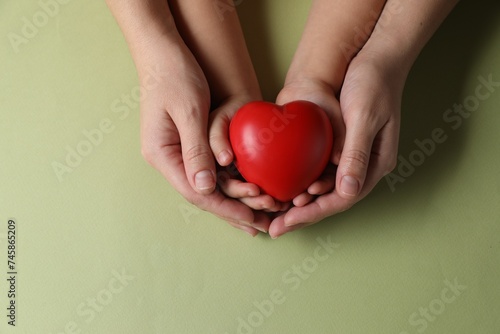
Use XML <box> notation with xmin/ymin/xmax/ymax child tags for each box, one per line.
<box><xmin>139</xmin><ymin>41</ymin><xmax>270</xmax><ymax>236</ymax></box>
<box><xmin>269</xmin><ymin>52</ymin><xmax>404</xmax><ymax>238</ymax></box>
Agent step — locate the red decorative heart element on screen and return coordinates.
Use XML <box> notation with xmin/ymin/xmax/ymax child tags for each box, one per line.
<box><xmin>229</xmin><ymin>100</ymin><xmax>333</xmax><ymax>202</ymax></box>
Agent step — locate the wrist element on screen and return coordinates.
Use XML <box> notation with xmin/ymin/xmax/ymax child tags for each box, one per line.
<box><xmin>356</xmin><ymin>38</ymin><xmax>414</xmax><ymax>85</ymax></box>
<box><xmin>129</xmin><ymin>21</ymin><xmax>206</xmax><ymax>88</ymax></box>
<box><xmin>284</xmin><ymin>54</ymin><xmax>347</xmax><ymax>95</ymax></box>
<box><xmin>214</xmin><ymin>89</ymin><xmax>262</xmax><ymax>112</ymax></box>
<box><xmin>106</xmin><ymin>0</ymin><xmax>182</xmax><ymax>71</ymax></box>
<box><xmin>127</xmin><ymin>29</ymin><xmax>184</xmax><ymax>71</ymax></box>
<box><xmin>357</xmin><ymin>0</ymin><xmax>458</xmax><ymax>79</ymax></box>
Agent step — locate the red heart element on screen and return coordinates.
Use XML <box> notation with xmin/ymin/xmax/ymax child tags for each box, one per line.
<box><xmin>229</xmin><ymin>100</ymin><xmax>333</xmax><ymax>202</ymax></box>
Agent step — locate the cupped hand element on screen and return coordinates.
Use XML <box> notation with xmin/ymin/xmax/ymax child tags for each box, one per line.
<box><xmin>138</xmin><ymin>41</ymin><xmax>269</xmax><ymax>236</ymax></box>
<box><xmin>269</xmin><ymin>52</ymin><xmax>404</xmax><ymax>238</ymax></box>
<box><xmin>208</xmin><ymin>97</ymin><xmax>291</xmax><ymax>213</ymax></box>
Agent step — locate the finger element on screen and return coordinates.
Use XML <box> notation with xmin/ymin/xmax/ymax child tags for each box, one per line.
<box><xmin>209</xmin><ymin>106</ymin><xmax>235</xmax><ymax>166</ymax></box>
<box><xmin>307</xmin><ymin>163</ymin><xmax>337</xmax><ymax>195</ymax></box>
<box><xmin>238</xmin><ymin>195</ymin><xmax>281</xmax><ymax>212</ymax></box>
<box><xmin>293</xmin><ymin>192</ymin><xmax>314</xmax><ymax>207</ymax></box>
<box><xmin>216</xmin><ymin>168</ymin><xmax>279</xmax><ymax>212</ymax></box>
<box><xmin>220</xmin><ymin>209</ymin><xmax>270</xmax><ymax>233</ymax></box>
<box><xmin>335</xmin><ymin>118</ymin><xmax>377</xmax><ymax>199</ymax></box>
<box><xmin>141</xmin><ymin>113</ymin><xmax>256</xmax><ymax>224</ymax></box>
<box><xmin>358</xmin><ymin>118</ymin><xmax>400</xmax><ymax>196</ymax></box>
<box><xmin>228</xmin><ymin>219</ymin><xmax>269</xmax><ymax>234</ymax></box>
<box><xmin>307</xmin><ymin>179</ymin><xmax>334</xmax><ymax>196</ymax></box>
<box><xmin>162</xmin><ymin>154</ymin><xmax>255</xmax><ymax>223</ymax></box>
<box><xmin>279</xmin><ymin>201</ymin><xmax>292</xmax><ymax>212</ymax></box>
<box><xmin>227</xmin><ymin>221</ymin><xmax>259</xmax><ymax>237</ymax></box>
<box><xmin>284</xmin><ymin>191</ymin><xmax>354</xmax><ymax>227</ymax></box>
<box><xmin>371</xmin><ymin>118</ymin><xmax>400</xmax><ymax>178</ymax></box>
<box><xmin>284</xmin><ymin>120</ymin><xmax>399</xmax><ymax>228</ymax></box>
<box><xmin>328</xmin><ymin>100</ymin><xmax>345</xmax><ymax>165</ymax></box>
<box><xmin>310</xmin><ymin>98</ymin><xmax>344</xmax><ymax>165</ymax></box>
<box><xmin>264</xmin><ymin>200</ymin><xmax>291</xmax><ymax>213</ymax></box>
<box><xmin>218</xmin><ymin>177</ymin><xmax>260</xmax><ymax>198</ymax></box>
<box><xmin>171</xmin><ymin>105</ymin><xmax>217</xmax><ymax>195</ymax></box>
<box><xmin>269</xmin><ymin>214</ymin><xmax>311</xmax><ymax>239</ymax></box>
<box><xmin>249</xmin><ymin>211</ymin><xmax>271</xmax><ymax>233</ymax></box>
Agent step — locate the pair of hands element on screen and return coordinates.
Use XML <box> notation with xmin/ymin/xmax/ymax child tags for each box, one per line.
<box><xmin>140</xmin><ymin>39</ymin><xmax>404</xmax><ymax>238</ymax></box>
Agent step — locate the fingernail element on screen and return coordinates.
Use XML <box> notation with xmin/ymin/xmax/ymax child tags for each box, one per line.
<box><xmin>238</xmin><ymin>220</ymin><xmax>252</xmax><ymax>227</ymax></box>
<box><xmin>247</xmin><ymin>188</ymin><xmax>259</xmax><ymax>197</ymax></box>
<box><xmin>195</xmin><ymin>170</ymin><xmax>215</xmax><ymax>190</ymax></box>
<box><xmin>254</xmin><ymin>226</ymin><xmax>268</xmax><ymax>233</ymax></box>
<box><xmin>244</xmin><ymin>229</ymin><xmax>256</xmax><ymax>237</ymax></box>
<box><xmin>340</xmin><ymin>175</ymin><xmax>359</xmax><ymax>197</ymax></box>
<box><xmin>218</xmin><ymin>150</ymin><xmax>232</xmax><ymax>165</ymax></box>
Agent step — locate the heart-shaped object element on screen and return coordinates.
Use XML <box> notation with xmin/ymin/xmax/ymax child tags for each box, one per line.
<box><xmin>229</xmin><ymin>100</ymin><xmax>333</xmax><ymax>202</ymax></box>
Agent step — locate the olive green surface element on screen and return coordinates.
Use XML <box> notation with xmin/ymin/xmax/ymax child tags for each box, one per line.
<box><xmin>1</xmin><ymin>1</ymin><xmax>499</xmax><ymax>333</ymax></box>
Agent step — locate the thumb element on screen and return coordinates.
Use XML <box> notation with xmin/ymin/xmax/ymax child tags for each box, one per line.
<box><xmin>208</xmin><ymin>106</ymin><xmax>235</xmax><ymax>167</ymax></box>
<box><xmin>336</xmin><ymin>123</ymin><xmax>375</xmax><ymax>199</ymax></box>
<box><xmin>174</xmin><ymin>109</ymin><xmax>217</xmax><ymax>195</ymax></box>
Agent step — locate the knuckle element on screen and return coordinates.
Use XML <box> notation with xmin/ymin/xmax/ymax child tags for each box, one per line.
<box><xmin>184</xmin><ymin>144</ymin><xmax>212</xmax><ymax>164</ymax></box>
<box><xmin>275</xmin><ymin>89</ymin><xmax>295</xmax><ymax>105</ymax></box>
<box><xmin>339</xmin><ymin>202</ymin><xmax>355</xmax><ymax>213</ymax></box>
<box><xmin>384</xmin><ymin>155</ymin><xmax>398</xmax><ymax>175</ymax></box>
<box><xmin>185</xmin><ymin>194</ymin><xmax>204</xmax><ymax>209</ymax></box>
<box><xmin>140</xmin><ymin>144</ymin><xmax>157</xmax><ymax>165</ymax></box>
<box><xmin>343</xmin><ymin>149</ymin><xmax>370</xmax><ymax>172</ymax></box>
<box><xmin>343</xmin><ymin>204</ymin><xmax>354</xmax><ymax>213</ymax></box>
<box><xmin>208</xmin><ymin>132</ymin><xmax>225</xmax><ymax>150</ymax></box>
<box><xmin>260</xmin><ymin>198</ymin><xmax>274</xmax><ymax>210</ymax></box>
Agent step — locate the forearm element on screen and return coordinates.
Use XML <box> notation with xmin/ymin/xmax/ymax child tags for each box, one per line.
<box><xmin>106</xmin><ymin>0</ymin><xmax>259</xmax><ymax>103</ymax></box>
<box><xmin>285</xmin><ymin>0</ymin><xmax>387</xmax><ymax>93</ymax></box>
<box><xmin>169</xmin><ymin>0</ymin><xmax>261</xmax><ymax>103</ymax></box>
<box><xmin>105</xmin><ymin>0</ymin><xmax>181</xmax><ymax>71</ymax></box>
<box><xmin>362</xmin><ymin>0</ymin><xmax>458</xmax><ymax>77</ymax></box>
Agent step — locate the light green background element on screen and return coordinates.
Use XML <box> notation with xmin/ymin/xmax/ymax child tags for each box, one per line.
<box><xmin>1</xmin><ymin>1</ymin><xmax>499</xmax><ymax>333</ymax></box>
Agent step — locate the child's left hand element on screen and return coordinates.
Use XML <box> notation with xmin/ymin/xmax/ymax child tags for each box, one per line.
<box><xmin>209</xmin><ymin>97</ymin><xmax>292</xmax><ymax>215</ymax></box>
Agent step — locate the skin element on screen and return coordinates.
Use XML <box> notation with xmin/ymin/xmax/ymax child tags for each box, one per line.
<box><xmin>105</xmin><ymin>0</ymin><xmax>272</xmax><ymax>236</ymax></box>
<box><xmin>211</xmin><ymin>0</ymin><xmax>387</xmax><ymax>233</ymax></box>
<box><xmin>267</xmin><ymin>0</ymin><xmax>459</xmax><ymax>238</ymax></box>
<box><xmin>106</xmin><ymin>0</ymin><xmax>458</xmax><ymax>239</ymax></box>
<box><xmin>211</xmin><ymin>0</ymin><xmax>458</xmax><ymax>238</ymax></box>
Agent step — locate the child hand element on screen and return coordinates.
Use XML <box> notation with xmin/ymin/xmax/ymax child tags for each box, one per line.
<box><xmin>209</xmin><ymin>97</ymin><xmax>291</xmax><ymax>213</ymax></box>
<box><xmin>274</xmin><ymin>78</ymin><xmax>346</xmax><ymax>207</ymax></box>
